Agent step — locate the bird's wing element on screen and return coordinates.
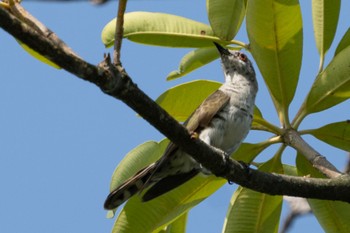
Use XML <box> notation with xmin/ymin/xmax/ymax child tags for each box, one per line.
<box><xmin>185</xmin><ymin>89</ymin><xmax>230</xmax><ymax>132</ymax></box>
<box><xmin>155</xmin><ymin>89</ymin><xmax>230</xmax><ymax>166</ymax></box>
<box><xmin>140</xmin><ymin>89</ymin><xmax>230</xmax><ymax>197</ymax></box>
<box><xmin>142</xmin><ymin>169</ymin><xmax>199</xmax><ymax>202</ymax></box>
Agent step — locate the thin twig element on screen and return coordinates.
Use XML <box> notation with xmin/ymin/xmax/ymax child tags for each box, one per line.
<box><xmin>113</xmin><ymin>0</ymin><xmax>127</xmax><ymax>65</ymax></box>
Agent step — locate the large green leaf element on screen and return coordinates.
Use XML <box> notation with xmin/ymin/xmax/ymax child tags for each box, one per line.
<box><xmin>155</xmin><ymin>80</ymin><xmax>221</xmax><ymax>122</ymax></box>
<box><xmin>307</xmin><ymin>121</ymin><xmax>350</xmax><ymax>151</ymax></box>
<box><xmin>231</xmin><ymin>142</ymin><xmax>269</xmax><ymax>163</ymax></box>
<box><xmin>155</xmin><ymin>212</ymin><xmax>188</xmax><ymax>233</ymax></box>
<box><xmin>112</xmin><ymin>175</ymin><xmax>226</xmax><ymax>233</ymax></box>
<box><xmin>246</xmin><ymin>0</ymin><xmax>302</xmax><ymax>124</ymax></box>
<box><xmin>102</xmin><ymin>12</ymin><xmax>219</xmax><ymax>48</ymax></box>
<box><xmin>334</xmin><ymin>27</ymin><xmax>350</xmax><ymax>56</ymax></box>
<box><xmin>296</xmin><ymin>154</ymin><xmax>350</xmax><ymax>233</ymax></box>
<box><xmin>108</xmin><ymin>140</ymin><xmax>169</xmax><ymax>192</ymax></box>
<box><xmin>312</xmin><ymin>0</ymin><xmax>340</xmax><ymax>70</ymax></box>
<box><xmin>156</xmin><ymin>80</ymin><xmax>270</xmax><ymax>131</ymax></box>
<box><xmin>302</xmin><ymin>46</ymin><xmax>350</xmax><ymax>115</ymax></box>
<box><xmin>106</xmin><ymin>140</ymin><xmax>169</xmax><ymax>218</ymax></box>
<box><xmin>166</xmin><ymin>47</ymin><xmax>220</xmax><ymax>80</ymax></box>
<box><xmin>207</xmin><ymin>0</ymin><xmax>246</xmax><ymax>40</ymax></box>
<box><xmin>222</xmin><ymin>158</ymin><xmax>283</xmax><ymax>233</ymax></box>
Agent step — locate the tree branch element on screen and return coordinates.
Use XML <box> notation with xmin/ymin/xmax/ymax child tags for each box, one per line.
<box><xmin>1</xmin><ymin>6</ymin><xmax>350</xmax><ymax>203</ymax></box>
<box><xmin>283</xmin><ymin>129</ymin><xmax>342</xmax><ymax>178</ymax></box>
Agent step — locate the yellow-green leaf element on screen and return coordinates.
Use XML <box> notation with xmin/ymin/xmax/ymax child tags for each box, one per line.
<box><xmin>155</xmin><ymin>80</ymin><xmax>221</xmax><ymax>122</ymax></box>
<box><xmin>156</xmin><ymin>80</ymin><xmax>268</xmax><ymax>131</ymax></box>
<box><xmin>246</xmin><ymin>0</ymin><xmax>302</xmax><ymax>123</ymax></box>
<box><xmin>296</xmin><ymin>154</ymin><xmax>350</xmax><ymax>233</ymax></box>
<box><xmin>109</xmin><ymin>140</ymin><xmax>169</xmax><ymax>192</ymax></box>
<box><xmin>155</xmin><ymin>212</ymin><xmax>188</xmax><ymax>233</ymax></box>
<box><xmin>112</xmin><ymin>175</ymin><xmax>226</xmax><ymax>233</ymax></box>
<box><xmin>251</xmin><ymin>106</ymin><xmax>277</xmax><ymax>132</ymax></box>
<box><xmin>307</xmin><ymin>121</ymin><xmax>350</xmax><ymax>151</ymax></box>
<box><xmin>231</xmin><ymin>142</ymin><xmax>268</xmax><ymax>163</ymax></box>
<box><xmin>334</xmin><ymin>27</ymin><xmax>350</xmax><ymax>56</ymax></box>
<box><xmin>166</xmin><ymin>47</ymin><xmax>220</xmax><ymax>80</ymax></box>
<box><xmin>207</xmin><ymin>0</ymin><xmax>246</xmax><ymax>41</ymax></box>
<box><xmin>102</xmin><ymin>12</ymin><xmax>218</xmax><ymax>48</ymax></box>
<box><xmin>17</xmin><ymin>40</ymin><xmax>60</xmax><ymax>69</ymax></box>
<box><xmin>106</xmin><ymin>139</ymin><xmax>169</xmax><ymax>217</ymax></box>
<box><xmin>303</xmin><ymin>46</ymin><xmax>350</xmax><ymax>115</ymax></box>
<box><xmin>222</xmin><ymin>159</ymin><xmax>282</xmax><ymax>233</ymax></box>
<box><xmin>312</xmin><ymin>0</ymin><xmax>340</xmax><ymax>70</ymax></box>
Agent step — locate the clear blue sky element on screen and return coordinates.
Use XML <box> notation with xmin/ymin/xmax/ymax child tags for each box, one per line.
<box><xmin>1</xmin><ymin>1</ymin><xmax>349</xmax><ymax>233</ymax></box>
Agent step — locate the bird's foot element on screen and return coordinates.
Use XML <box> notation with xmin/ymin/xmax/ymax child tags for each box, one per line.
<box><xmin>189</xmin><ymin>131</ymin><xmax>199</xmax><ymax>139</ymax></box>
<box><xmin>237</xmin><ymin>160</ymin><xmax>250</xmax><ymax>171</ymax></box>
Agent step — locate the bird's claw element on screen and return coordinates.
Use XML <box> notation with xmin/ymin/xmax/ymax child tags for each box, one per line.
<box><xmin>190</xmin><ymin>131</ymin><xmax>199</xmax><ymax>139</ymax></box>
<box><xmin>237</xmin><ymin>160</ymin><xmax>250</xmax><ymax>170</ymax></box>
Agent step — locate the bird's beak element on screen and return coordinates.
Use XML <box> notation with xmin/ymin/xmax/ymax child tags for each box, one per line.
<box><xmin>213</xmin><ymin>42</ymin><xmax>231</xmax><ymax>56</ymax></box>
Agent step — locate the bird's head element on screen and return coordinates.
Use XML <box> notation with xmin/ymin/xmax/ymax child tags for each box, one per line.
<box><xmin>213</xmin><ymin>42</ymin><xmax>256</xmax><ymax>82</ymax></box>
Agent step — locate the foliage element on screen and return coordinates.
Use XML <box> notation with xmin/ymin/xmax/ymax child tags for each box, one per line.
<box><xmin>6</xmin><ymin>0</ymin><xmax>348</xmax><ymax>232</ymax></box>
<box><xmin>100</xmin><ymin>0</ymin><xmax>350</xmax><ymax>232</ymax></box>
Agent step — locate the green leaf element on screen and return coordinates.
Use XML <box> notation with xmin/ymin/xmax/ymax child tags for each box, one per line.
<box><xmin>166</xmin><ymin>47</ymin><xmax>220</xmax><ymax>80</ymax></box>
<box><xmin>282</xmin><ymin>164</ymin><xmax>298</xmax><ymax>176</ymax></box>
<box><xmin>102</xmin><ymin>12</ymin><xmax>218</xmax><ymax>48</ymax></box>
<box><xmin>17</xmin><ymin>40</ymin><xmax>60</xmax><ymax>69</ymax></box>
<box><xmin>246</xmin><ymin>0</ymin><xmax>302</xmax><ymax>122</ymax></box>
<box><xmin>312</xmin><ymin>0</ymin><xmax>340</xmax><ymax>70</ymax></box>
<box><xmin>307</xmin><ymin>121</ymin><xmax>350</xmax><ymax>151</ymax></box>
<box><xmin>303</xmin><ymin>46</ymin><xmax>350</xmax><ymax>115</ymax></box>
<box><xmin>296</xmin><ymin>154</ymin><xmax>350</xmax><ymax>233</ymax></box>
<box><xmin>156</xmin><ymin>80</ymin><xmax>267</xmax><ymax>131</ymax></box>
<box><xmin>109</xmin><ymin>140</ymin><xmax>169</xmax><ymax>192</ymax></box>
<box><xmin>155</xmin><ymin>80</ymin><xmax>221</xmax><ymax>122</ymax></box>
<box><xmin>155</xmin><ymin>212</ymin><xmax>188</xmax><ymax>233</ymax></box>
<box><xmin>251</xmin><ymin>106</ymin><xmax>276</xmax><ymax>132</ymax></box>
<box><xmin>112</xmin><ymin>175</ymin><xmax>226</xmax><ymax>233</ymax></box>
<box><xmin>334</xmin><ymin>27</ymin><xmax>350</xmax><ymax>56</ymax></box>
<box><xmin>106</xmin><ymin>139</ymin><xmax>169</xmax><ymax>218</ymax></box>
<box><xmin>207</xmin><ymin>0</ymin><xmax>246</xmax><ymax>41</ymax></box>
<box><xmin>222</xmin><ymin>159</ymin><xmax>282</xmax><ymax>233</ymax></box>
<box><xmin>231</xmin><ymin>142</ymin><xmax>268</xmax><ymax>163</ymax></box>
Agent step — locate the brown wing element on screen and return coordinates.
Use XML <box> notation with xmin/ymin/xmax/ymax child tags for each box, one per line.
<box><xmin>140</xmin><ymin>90</ymin><xmax>230</xmax><ymax>199</ymax></box>
<box><xmin>159</xmin><ymin>89</ymin><xmax>230</xmax><ymax>160</ymax></box>
<box><xmin>143</xmin><ymin>89</ymin><xmax>230</xmax><ymax>186</ymax></box>
<box><xmin>185</xmin><ymin>89</ymin><xmax>230</xmax><ymax>132</ymax></box>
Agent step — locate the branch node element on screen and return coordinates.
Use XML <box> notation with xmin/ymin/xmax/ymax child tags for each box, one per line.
<box><xmin>97</xmin><ymin>53</ymin><xmax>131</xmax><ymax>97</ymax></box>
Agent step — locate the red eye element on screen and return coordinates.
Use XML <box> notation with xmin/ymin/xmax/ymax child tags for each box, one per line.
<box><xmin>239</xmin><ymin>53</ymin><xmax>247</xmax><ymax>62</ymax></box>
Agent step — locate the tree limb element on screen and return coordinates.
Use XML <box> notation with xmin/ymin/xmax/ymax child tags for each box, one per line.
<box><xmin>1</xmin><ymin>6</ymin><xmax>350</xmax><ymax>203</ymax></box>
<box><xmin>283</xmin><ymin>129</ymin><xmax>342</xmax><ymax>178</ymax></box>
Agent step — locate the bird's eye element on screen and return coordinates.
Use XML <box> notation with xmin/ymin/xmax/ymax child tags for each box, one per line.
<box><xmin>239</xmin><ymin>53</ymin><xmax>247</xmax><ymax>62</ymax></box>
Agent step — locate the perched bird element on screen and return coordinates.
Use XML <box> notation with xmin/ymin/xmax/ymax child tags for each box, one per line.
<box><xmin>104</xmin><ymin>42</ymin><xmax>258</xmax><ymax>210</ymax></box>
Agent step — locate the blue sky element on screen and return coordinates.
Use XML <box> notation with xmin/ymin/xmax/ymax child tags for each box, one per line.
<box><xmin>1</xmin><ymin>1</ymin><xmax>349</xmax><ymax>233</ymax></box>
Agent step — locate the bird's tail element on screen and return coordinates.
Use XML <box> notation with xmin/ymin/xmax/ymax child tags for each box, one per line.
<box><xmin>104</xmin><ymin>163</ymin><xmax>157</xmax><ymax>210</ymax></box>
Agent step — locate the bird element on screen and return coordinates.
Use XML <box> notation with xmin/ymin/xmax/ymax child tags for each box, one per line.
<box><xmin>104</xmin><ymin>42</ymin><xmax>258</xmax><ymax>210</ymax></box>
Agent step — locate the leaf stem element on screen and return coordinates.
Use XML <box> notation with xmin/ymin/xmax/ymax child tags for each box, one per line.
<box><xmin>229</xmin><ymin>39</ymin><xmax>248</xmax><ymax>49</ymax></box>
<box><xmin>253</xmin><ymin>118</ymin><xmax>283</xmax><ymax>135</ymax></box>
